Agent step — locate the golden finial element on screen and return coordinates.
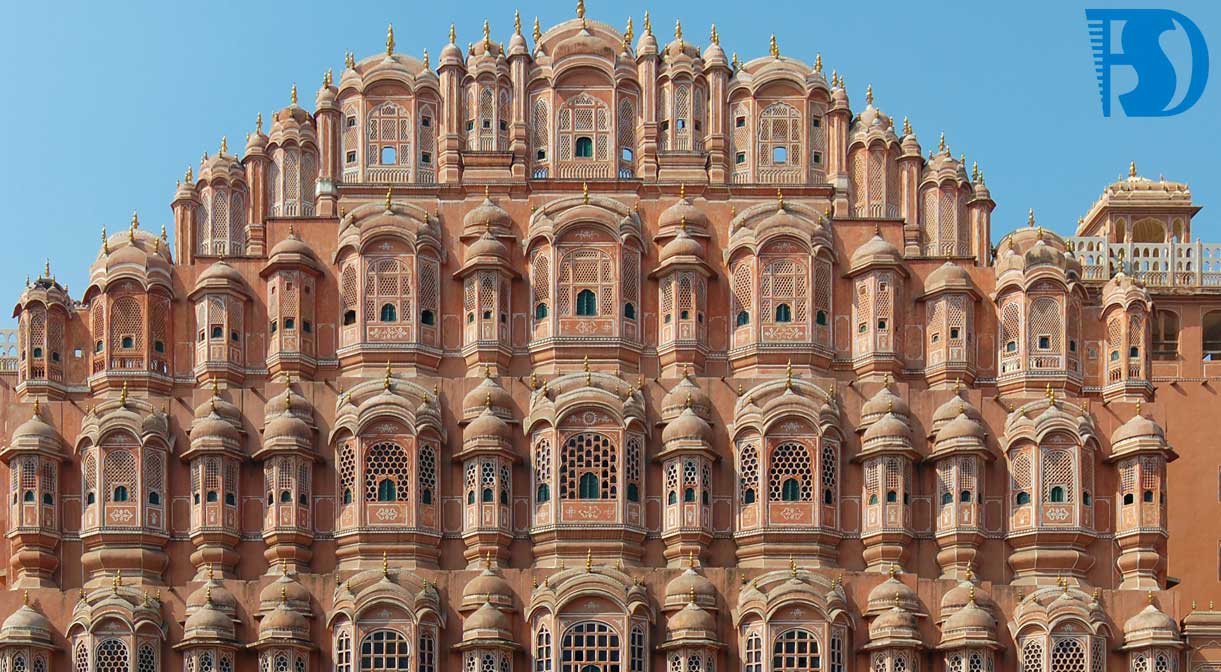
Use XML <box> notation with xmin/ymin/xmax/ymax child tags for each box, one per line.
<box><xmin>100</xmin><ymin>227</ymin><xmax>110</xmax><ymax>254</ymax></box>
<box><xmin>689</xmin><ymin>587</ymin><xmax>696</xmax><ymax>604</ymax></box>
<box><xmin>789</xmin><ymin>554</ymin><xmax>798</xmax><ymax>578</ymax></box>
<box><xmin>644</xmin><ymin>11</ymin><xmax>652</xmax><ymax>35</ymax></box>
<box><xmin>23</xmin><ymin>590</ymin><xmax>29</xmax><ymax>607</ymax></box>
<box><xmin>687</xmin><ymin>550</ymin><xmax>696</xmax><ymax>568</ymax></box>
<box><xmin>530</xmin><ymin>372</ymin><xmax>539</xmax><ymax>390</ymax></box>
<box><xmin>325</xmin><ymin>68</ymin><xmax>333</xmax><ymax>87</ymax></box>
<box><xmin>678</xmin><ymin>182</ymin><xmax>686</xmax><ymax>201</ymax></box>
<box><xmin>382</xmin><ymin>551</ymin><xmax>389</xmax><ymax>576</ymax></box>
<box><xmin>119</xmin><ymin>381</ymin><xmax>128</xmax><ymax>406</ymax></box>
<box><xmin>777</xmin><ymin>188</ymin><xmax>785</xmax><ymax>210</ymax></box>
<box><xmin>814</xmin><ymin>53</ymin><xmax>822</xmax><ymax>73</ymax></box>
<box><xmin>32</xmin><ymin>398</ymin><xmax>40</xmax><ymax>417</ymax></box>
<box><xmin>384</xmin><ymin>187</ymin><xmax>393</xmax><ymax>211</ymax></box>
<box><xmin>386</xmin><ymin>23</ymin><xmax>396</xmax><ymax>55</ymax></box>
<box><xmin>769</xmin><ymin>34</ymin><xmax>779</xmax><ymax>59</ymax></box>
<box><xmin>1129</xmin><ymin>161</ymin><xmax>1137</xmax><ymax>178</ymax></box>
<box><xmin>971</xmin><ymin>162</ymin><xmax>980</xmax><ymax>182</ymax></box>
<box><xmin>1027</xmin><ymin>208</ymin><xmax>1036</xmax><ymax>227</ymax></box>
<box><xmin>383</xmin><ymin>361</ymin><xmax>393</xmax><ymax>390</ymax></box>
<box><xmin>731</xmin><ymin>52</ymin><xmax>739</xmax><ymax>70</ymax></box>
<box><xmin>576</xmin><ymin>0</ymin><xmax>585</xmax><ymax>19</ymax></box>
<box><xmin>888</xmin><ymin>563</ymin><xmax>897</xmax><ymax>578</ymax></box>
<box><xmin>1046</xmin><ymin>383</ymin><xmax>1056</xmax><ymax>407</ymax></box>
<box><xmin>674</xmin><ymin>18</ymin><xmax>682</xmax><ymax>42</ymax></box>
<box><xmin>623</xmin><ymin>17</ymin><xmax>634</xmax><ymax>47</ymax></box>
<box><xmin>902</xmin><ymin>116</ymin><xmax>911</xmax><ymax>136</ymax></box>
<box><xmin>483</xmin><ymin>19</ymin><xmax>491</xmax><ymax>50</ymax></box>
<box><xmin>583</xmin><ymin>354</ymin><xmax>591</xmax><ymax>373</ymax></box>
<box><xmin>422</xmin><ymin>49</ymin><xmax>430</xmax><ymax>68</ymax></box>
<box><xmin>582</xmin><ymin>181</ymin><xmax>590</xmax><ymax>205</ymax></box>
<box><xmin>112</xmin><ymin>573</ymin><xmax>121</xmax><ymax>594</ymax></box>
<box><xmin>965</xmin><ymin>566</ymin><xmax>973</xmax><ymax>582</ymax></box>
<box><xmin>1135</xmin><ymin>399</ymin><xmax>1142</xmax><ymax>416</ymax></box>
<box><xmin>585</xmin><ymin>549</ymin><xmax>593</xmax><ymax>572</ymax></box>
<box><xmin>968</xmin><ymin>585</ymin><xmax>976</xmax><ymax>605</ymax></box>
<box><xmin>345</xmin><ymin>51</ymin><xmax>356</xmax><ymax>69</ymax></box>
<box><xmin>685</xmin><ymin>393</ymin><xmax>693</xmax><ymax>409</ymax></box>
<box><xmin>1192</xmin><ymin>600</ymin><xmax>1197</xmax><ymax>611</ymax></box>
<box><xmin>513</xmin><ymin>10</ymin><xmax>522</xmax><ymax>36</ymax></box>
<box><xmin>533</xmin><ymin>17</ymin><xmax>541</xmax><ymax>43</ymax></box>
<box><xmin>785</xmin><ymin>359</ymin><xmax>793</xmax><ymax>390</ymax></box>
<box><xmin>865</xmin><ymin>84</ymin><xmax>873</xmax><ymax>106</ymax></box>
<box><xmin>938</xmin><ymin>132</ymin><xmax>946</xmax><ymax>153</ymax></box>
<box><xmin>710</xmin><ymin>24</ymin><xmax>719</xmax><ymax>45</ymax></box>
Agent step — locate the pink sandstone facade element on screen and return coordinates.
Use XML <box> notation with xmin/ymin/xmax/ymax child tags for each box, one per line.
<box><xmin>4</xmin><ymin>6</ymin><xmax>1221</xmax><ymax>672</ymax></box>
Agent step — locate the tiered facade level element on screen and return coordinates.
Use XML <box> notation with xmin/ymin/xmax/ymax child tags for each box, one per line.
<box><xmin>5</xmin><ymin>7</ymin><xmax>1221</xmax><ymax>672</ymax></box>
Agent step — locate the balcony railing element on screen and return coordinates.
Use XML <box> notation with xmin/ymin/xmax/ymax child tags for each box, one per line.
<box><xmin>1068</xmin><ymin>237</ymin><xmax>1221</xmax><ymax>289</ymax></box>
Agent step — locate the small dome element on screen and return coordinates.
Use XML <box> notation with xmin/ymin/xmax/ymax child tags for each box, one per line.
<box><xmin>1124</xmin><ymin>602</ymin><xmax>1179</xmax><ymax>638</ymax></box>
<box><xmin>12</xmin><ymin>413</ymin><xmax>57</xmax><ymax>442</ymax></box>
<box><xmin>466</xmin><ymin>405</ymin><xmax>513</xmax><ymax>442</ymax></box>
<box><xmin>850</xmin><ymin>234</ymin><xmax>902</xmax><ymax>272</ymax></box>
<box><xmin>0</xmin><ymin>603</ymin><xmax>53</xmax><ymax>640</ymax></box>
<box><xmin>932</xmin><ymin>395</ymin><xmax>981</xmax><ymax>427</ymax></box>
<box><xmin>943</xmin><ymin>597</ymin><xmax>995</xmax><ymax>633</ymax></box>
<box><xmin>464</xmin><ymin>193</ymin><xmax>511</xmax><ymax>233</ymax></box>
<box><xmin>871</xmin><ymin>603</ymin><xmax>918</xmax><ymax>634</ymax></box>
<box><xmin>925</xmin><ymin>262</ymin><xmax>975</xmax><ymax>295</ymax></box>
<box><xmin>191</xmin><ymin>409</ymin><xmax>240</xmax><ymax>444</ymax></box>
<box><xmin>664</xmin><ymin>568</ymin><xmax>717</xmax><ymax>612</ymax></box>
<box><xmin>466</xmin><ymin>229</ymin><xmax>510</xmax><ymax>261</ymax></box>
<box><xmin>862</xmin><ymin>386</ymin><xmax>910</xmax><ymax>422</ymax></box>
<box><xmin>937</xmin><ymin>412</ymin><xmax>986</xmax><ymax>443</ymax></box>
<box><xmin>659</xmin><ymin>227</ymin><xmax>705</xmax><ymax>262</ymax></box>
<box><xmin>660</xmin><ymin>374</ymin><xmax>711</xmax><ymax>421</ymax></box>
<box><xmin>268</xmin><ymin>232</ymin><xmax>318</xmax><ymax>262</ymax></box>
<box><xmin>554</xmin><ymin>25</ymin><xmax>616</xmax><ymax>61</ymax></box>
<box><xmin>1112</xmin><ymin>412</ymin><xmax>1165</xmax><ymax>445</ymax></box>
<box><xmin>863</xmin><ymin>412</ymin><xmax>910</xmax><ymax>443</ymax></box>
<box><xmin>659</xmin><ymin>192</ymin><xmax>708</xmax><ymax>231</ymax></box>
<box><xmin>196</xmin><ymin>260</ymin><xmax>244</xmax><ymax>287</ymax></box>
<box><xmin>462</xmin><ymin>374</ymin><xmax>514</xmax><ymax>420</ymax></box>
<box><xmin>259</xmin><ymin>575</ymin><xmax>311</xmax><ymax>612</ymax></box>
<box><xmin>264</xmin><ymin>412</ymin><xmax>314</xmax><ymax>443</ymax></box>
<box><xmin>187</xmin><ymin>579</ymin><xmax>238</xmax><ymax>616</ymax></box>
<box><xmin>464</xmin><ymin>601</ymin><xmax>511</xmax><ymax>634</ymax></box>
<box><xmin>662</xmin><ymin>406</ymin><xmax>712</xmax><ymax>444</ymax></box>
<box><xmin>939</xmin><ymin>578</ymin><xmax>994</xmax><ymax>618</ymax></box>
<box><xmin>866</xmin><ymin>573</ymin><xmax>921</xmax><ymax>616</ymax></box>
<box><xmin>462</xmin><ymin>568</ymin><xmax>514</xmax><ymax>611</ymax></box>
<box><xmin>195</xmin><ymin>392</ymin><xmax>241</xmax><ymax>422</ymax></box>
<box><xmin>185</xmin><ymin>601</ymin><xmax>235</xmax><ymax>638</ymax></box>
<box><xmin>260</xmin><ymin>602</ymin><xmax>308</xmax><ymax>637</ymax></box>
<box><xmin>669</xmin><ymin>600</ymin><xmax>716</xmax><ymax>633</ymax></box>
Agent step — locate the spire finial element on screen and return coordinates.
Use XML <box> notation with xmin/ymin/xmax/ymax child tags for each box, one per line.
<box><xmin>674</xmin><ymin>18</ymin><xmax>682</xmax><ymax>41</ymax></box>
<box><xmin>583</xmin><ymin>354</ymin><xmax>591</xmax><ymax>373</ymax></box>
<box><xmin>120</xmin><ymin>381</ymin><xmax>128</xmax><ymax>406</ymax></box>
<box><xmin>1046</xmin><ymin>383</ymin><xmax>1056</xmax><ymax>407</ymax></box>
<box><xmin>777</xmin><ymin>188</ymin><xmax>785</xmax><ymax>210</ymax></box>
<box><xmin>711</xmin><ymin>24</ymin><xmax>719</xmax><ymax>45</ymax></box>
<box><xmin>324</xmin><ymin>68</ymin><xmax>333</xmax><ymax>87</ymax></box>
<box><xmin>769</xmin><ymin>34</ymin><xmax>779</xmax><ymax>59</ymax></box>
<box><xmin>624</xmin><ymin>17</ymin><xmax>634</xmax><ymax>47</ymax></box>
<box><xmin>32</xmin><ymin>398</ymin><xmax>40</xmax><ymax>417</ymax></box>
<box><xmin>384</xmin><ymin>361</ymin><xmax>393</xmax><ymax>390</ymax></box>
<box><xmin>1028</xmin><ymin>208</ymin><xmax>1036</xmax><ymax>227</ymax></box>
<box><xmin>954</xmin><ymin>376</ymin><xmax>962</xmax><ymax>393</ymax></box>
<box><xmin>1130</xmin><ymin>160</ymin><xmax>1137</xmax><ymax>178</ymax></box>
<box><xmin>515</xmin><ymin>10</ymin><xmax>522</xmax><ymax>35</ymax></box>
<box><xmin>382</xmin><ymin>551</ymin><xmax>389</xmax><ymax>577</ymax></box>
<box><xmin>449</xmin><ymin>23</ymin><xmax>457</xmax><ymax>45</ymax></box>
<box><xmin>902</xmin><ymin>116</ymin><xmax>911</xmax><ymax>136</ymax></box>
<box><xmin>483</xmin><ymin>19</ymin><xmax>491</xmax><ymax>50</ymax></box>
<box><xmin>789</xmin><ymin>555</ymin><xmax>798</xmax><ymax>578</ymax></box>
<box><xmin>585</xmin><ymin>549</ymin><xmax>593</xmax><ymax>572</ymax></box>
<box><xmin>23</xmin><ymin>590</ymin><xmax>29</xmax><ymax>607</ymax></box>
<box><xmin>386</xmin><ymin>23</ymin><xmax>395</xmax><ymax>56</ymax></box>
<box><xmin>345</xmin><ymin>51</ymin><xmax>355</xmax><ymax>69</ymax></box>
<box><xmin>785</xmin><ymin>359</ymin><xmax>793</xmax><ymax>390</ymax></box>
<box><xmin>185</xmin><ymin>165</ymin><xmax>194</xmax><ymax>184</ymax></box>
<box><xmin>865</xmin><ymin>84</ymin><xmax>873</xmax><ymax>106</ymax></box>
<box><xmin>888</xmin><ymin>563</ymin><xmax>897</xmax><ymax>578</ymax></box>
<box><xmin>814</xmin><ymin>53</ymin><xmax>822</xmax><ymax>73</ymax></box>
<box><xmin>582</xmin><ymin>181</ymin><xmax>590</xmax><ymax>205</ymax></box>
<box><xmin>533</xmin><ymin>17</ymin><xmax>541</xmax><ymax>43</ymax></box>
<box><xmin>644</xmin><ymin>11</ymin><xmax>652</xmax><ymax>35</ymax></box>
<box><xmin>687</xmin><ymin>550</ymin><xmax>696</xmax><ymax>568</ymax></box>
<box><xmin>938</xmin><ymin>132</ymin><xmax>946</xmax><ymax>153</ymax></box>
<box><xmin>113</xmin><ymin>573</ymin><xmax>121</xmax><ymax>594</ymax></box>
<box><xmin>384</xmin><ymin>187</ymin><xmax>394</xmax><ymax>211</ymax></box>
<box><xmin>968</xmin><ymin>585</ymin><xmax>976</xmax><ymax>605</ymax></box>
<box><xmin>679</xmin><ymin>182</ymin><xmax>686</xmax><ymax>200</ymax></box>
<box><xmin>1135</xmin><ymin>399</ymin><xmax>1142</xmax><ymax>416</ymax></box>
<box><xmin>102</xmin><ymin>226</ymin><xmax>110</xmax><ymax>253</ymax></box>
<box><xmin>972</xmin><ymin>161</ymin><xmax>980</xmax><ymax>182</ymax></box>
<box><xmin>576</xmin><ymin>0</ymin><xmax>585</xmax><ymax>19</ymax></box>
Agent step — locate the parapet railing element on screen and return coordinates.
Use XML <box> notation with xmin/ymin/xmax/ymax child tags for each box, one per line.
<box><xmin>1067</xmin><ymin>237</ymin><xmax>1221</xmax><ymax>289</ymax></box>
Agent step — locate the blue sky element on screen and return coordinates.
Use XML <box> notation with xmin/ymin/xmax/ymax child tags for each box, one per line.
<box><xmin>0</xmin><ymin>0</ymin><xmax>1217</xmax><ymax>315</ymax></box>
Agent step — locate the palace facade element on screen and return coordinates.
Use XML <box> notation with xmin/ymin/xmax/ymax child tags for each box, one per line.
<box><xmin>4</xmin><ymin>5</ymin><xmax>1221</xmax><ymax>672</ymax></box>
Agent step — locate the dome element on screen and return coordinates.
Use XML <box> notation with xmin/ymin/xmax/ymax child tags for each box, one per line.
<box><xmin>264</xmin><ymin>412</ymin><xmax>314</xmax><ymax>443</ymax></box>
<box><xmin>11</xmin><ymin>413</ymin><xmax>57</xmax><ymax>443</ymax></box>
<box><xmin>937</xmin><ymin>412</ymin><xmax>987</xmax><ymax>443</ymax></box>
<box><xmin>939</xmin><ymin>578</ymin><xmax>994</xmax><ymax>619</ymax></box>
<box><xmin>259</xmin><ymin>574</ymin><xmax>311</xmax><ymax>612</ymax></box>
<box><xmin>1112</xmin><ymin>412</ymin><xmax>1165</xmax><ymax>445</ymax></box>
<box><xmin>554</xmin><ymin>24</ymin><xmax>616</xmax><ymax>61</ymax></box>
<box><xmin>195</xmin><ymin>391</ymin><xmax>241</xmax><ymax>422</ymax></box>
<box><xmin>191</xmin><ymin>409</ymin><xmax>240</xmax><ymax>444</ymax></box>
<box><xmin>184</xmin><ymin>600</ymin><xmax>235</xmax><ymax>639</ymax></box>
<box><xmin>862</xmin><ymin>386</ymin><xmax>910</xmax><ymax>422</ymax></box>
<box><xmin>462</xmin><ymin>568</ymin><xmax>514</xmax><ymax>611</ymax></box>
<box><xmin>850</xmin><ymin>234</ymin><xmax>902</xmax><ymax>272</ymax></box>
<box><xmin>932</xmin><ymin>394</ymin><xmax>982</xmax><ymax>427</ymax></box>
<box><xmin>866</xmin><ymin>573</ymin><xmax>921</xmax><ymax>616</ymax></box>
<box><xmin>659</xmin><ymin>227</ymin><xmax>704</xmax><ymax>262</ymax></box>
<box><xmin>664</xmin><ymin>567</ymin><xmax>717</xmax><ymax>611</ymax></box>
<box><xmin>464</xmin><ymin>192</ymin><xmax>511</xmax><ymax>233</ymax></box>
<box><xmin>662</xmin><ymin>406</ymin><xmax>712</xmax><ymax>444</ymax></box>
<box><xmin>196</xmin><ymin>259</ymin><xmax>244</xmax><ymax>286</ymax></box>
<box><xmin>464</xmin><ymin>601</ymin><xmax>511</xmax><ymax>634</ymax></box>
<box><xmin>466</xmin><ymin>229</ymin><xmax>510</xmax><ymax>261</ymax></box>
<box><xmin>863</xmin><ymin>412</ymin><xmax>910</xmax><ymax>442</ymax></box>
<box><xmin>669</xmin><ymin>600</ymin><xmax>716</xmax><ymax>633</ymax></box>
<box><xmin>872</xmin><ymin>603</ymin><xmax>918</xmax><ymax>633</ymax></box>
<box><xmin>1124</xmin><ymin>602</ymin><xmax>1179</xmax><ymax>638</ymax></box>
<box><xmin>925</xmin><ymin>262</ymin><xmax>976</xmax><ymax>295</ymax></box>
<box><xmin>659</xmin><ymin>190</ymin><xmax>708</xmax><ymax>231</ymax></box>
<box><xmin>466</xmin><ymin>405</ymin><xmax>513</xmax><ymax>442</ymax></box>
<box><xmin>260</xmin><ymin>602</ymin><xmax>308</xmax><ymax>637</ymax></box>
<box><xmin>462</xmin><ymin>374</ymin><xmax>514</xmax><ymax>420</ymax></box>
<box><xmin>268</xmin><ymin>231</ymin><xmax>319</xmax><ymax>262</ymax></box>
<box><xmin>660</xmin><ymin>374</ymin><xmax>711</xmax><ymax>421</ymax></box>
<box><xmin>943</xmin><ymin>597</ymin><xmax>996</xmax><ymax>633</ymax></box>
<box><xmin>1</xmin><ymin>603</ymin><xmax>53</xmax><ymax>641</ymax></box>
<box><xmin>187</xmin><ymin>579</ymin><xmax>238</xmax><ymax>616</ymax></box>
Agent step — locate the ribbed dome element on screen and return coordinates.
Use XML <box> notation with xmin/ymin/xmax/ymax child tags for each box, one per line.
<box><xmin>944</xmin><ymin>597</ymin><xmax>995</xmax><ymax>633</ymax></box>
<box><xmin>196</xmin><ymin>259</ymin><xmax>244</xmax><ymax>287</ymax></box>
<box><xmin>937</xmin><ymin>412</ymin><xmax>986</xmax><ymax>442</ymax></box>
<box><xmin>11</xmin><ymin>413</ymin><xmax>57</xmax><ymax>442</ymax></box>
<box><xmin>268</xmin><ymin>232</ymin><xmax>318</xmax><ymax>261</ymax></box>
<box><xmin>660</xmin><ymin>375</ymin><xmax>711</xmax><ymax>421</ymax></box>
<box><xmin>184</xmin><ymin>601</ymin><xmax>235</xmax><ymax>639</ymax></box>
<box><xmin>662</xmin><ymin>406</ymin><xmax>712</xmax><ymax>444</ymax></box>
<box><xmin>659</xmin><ymin>192</ymin><xmax>707</xmax><ymax>231</ymax></box>
<box><xmin>1124</xmin><ymin>602</ymin><xmax>1179</xmax><ymax>637</ymax></box>
<box><xmin>462</xmin><ymin>375</ymin><xmax>513</xmax><ymax>420</ymax></box>
<box><xmin>466</xmin><ymin>229</ymin><xmax>510</xmax><ymax>261</ymax></box>
<box><xmin>259</xmin><ymin>575</ymin><xmax>311</xmax><ymax>612</ymax></box>
<box><xmin>464</xmin><ymin>601</ymin><xmax>511</xmax><ymax>633</ymax></box>
<box><xmin>1112</xmin><ymin>412</ymin><xmax>1165</xmax><ymax>445</ymax></box>
<box><xmin>191</xmin><ymin>409</ymin><xmax>240</xmax><ymax>444</ymax></box>
<box><xmin>664</xmin><ymin>567</ymin><xmax>717</xmax><ymax>611</ymax></box>
<box><xmin>866</xmin><ymin>573</ymin><xmax>921</xmax><ymax>615</ymax></box>
<box><xmin>659</xmin><ymin>227</ymin><xmax>704</xmax><ymax>262</ymax></box>
<box><xmin>925</xmin><ymin>262</ymin><xmax>975</xmax><ymax>295</ymax></box>
<box><xmin>464</xmin><ymin>193</ymin><xmax>511</xmax><ymax>233</ymax></box>
<box><xmin>669</xmin><ymin>600</ymin><xmax>716</xmax><ymax>632</ymax></box>
<box><xmin>554</xmin><ymin>25</ymin><xmax>616</xmax><ymax>61</ymax></box>
<box><xmin>260</xmin><ymin>602</ymin><xmax>308</xmax><ymax>636</ymax></box>
<box><xmin>864</xmin><ymin>412</ymin><xmax>910</xmax><ymax>442</ymax></box>
<box><xmin>850</xmin><ymin>234</ymin><xmax>902</xmax><ymax>271</ymax></box>
<box><xmin>871</xmin><ymin>603</ymin><xmax>918</xmax><ymax>633</ymax></box>
<box><xmin>462</xmin><ymin>568</ymin><xmax>514</xmax><ymax>611</ymax></box>
<box><xmin>0</xmin><ymin>603</ymin><xmax>52</xmax><ymax>639</ymax></box>
<box><xmin>932</xmin><ymin>395</ymin><xmax>981</xmax><ymax>427</ymax></box>
<box><xmin>466</xmin><ymin>405</ymin><xmax>513</xmax><ymax>442</ymax></box>
<box><xmin>862</xmin><ymin>386</ymin><xmax>910</xmax><ymax>421</ymax></box>
<box><xmin>264</xmin><ymin>412</ymin><xmax>313</xmax><ymax>443</ymax></box>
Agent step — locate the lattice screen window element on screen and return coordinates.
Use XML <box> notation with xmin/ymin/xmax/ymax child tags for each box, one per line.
<box><xmin>1041</xmin><ymin>446</ymin><xmax>1075</xmax><ymax>503</ymax></box>
<box><xmin>418</xmin><ymin>444</ymin><xmax>437</xmax><ymax>504</ymax></box>
<box><xmin>769</xmin><ymin>442</ymin><xmax>814</xmax><ymax>502</ymax></box>
<box><xmin>1028</xmin><ymin>296</ymin><xmax>1063</xmax><ymax>352</ymax></box>
<box><xmin>1011</xmin><ymin>447</ymin><xmax>1033</xmax><ymax>505</ymax></box>
<box><xmin>738</xmin><ymin>442</ymin><xmax>759</xmax><ymax>503</ymax></box>
<box><xmin>622</xmin><ymin>249</ymin><xmax>640</xmax><ymax>320</ymax></box>
<box><xmin>75</xmin><ymin>639</ymin><xmax>89</xmax><ymax>672</ymax></box>
<box><xmin>626</xmin><ymin>437</ymin><xmax>642</xmax><ymax>502</ymax></box>
<box><xmin>110</xmin><ymin>295</ymin><xmax>143</xmax><ymax>351</ymax></box>
<box><xmin>559</xmin><ymin>432</ymin><xmax>618</xmax><ymax>500</ymax></box>
<box><xmin>1021</xmin><ymin>640</ymin><xmax>1045</xmax><ymax>672</ymax></box>
<box><xmin>343</xmin><ymin>104</ymin><xmax>360</xmax><ymax>166</ymax></box>
<box><xmin>417</xmin><ymin>102</ymin><xmax>437</xmax><ymax>179</ymax></box>
<box><xmin>532</xmin><ymin>97</ymin><xmax>551</xmax><ymax>173</ymax></box>
<box><xmin>560</xmin><ymin>622</ymin><xmax>621</xmax><ymax>672</ymax></box>
<box><xmin>757</xmin><ymin>103</ymin><xmax>802</xmax><ymax>168</ymax></box>
<box><xmin>557</xmin><ymin>248</ymin><xmax>615</xmax><ymax>317</ymax></box>
<box><xmin>820</xmin><ymin>442</ymin><xmax>838</xmax><ymax>505</ymax></box>
<box><xmin>732</xmin><ymin>261</ymin><xmax>754</xmax><ymax>328</ymax></box>
<box><xmin>534</xmin><ymin>438</ymin><xmax>552</xmax><ymax>503</ymax></box>
<box><xmin>104</xmin><ymin>449</ymin><xmax>138</xmax><ymax>503</ymax></box>
<box><xmin>760</xmin><ymin>257</ymin><xmax>808</xmax><ymax>325</ymax></box>
<box><xmin>469</xmin><ymin>85</ymin><xmax>496</xmax><ymax>151</ymax></box>
<box><xmin>365</xmin><ymin>442</ymin><xmax>411</xmax><ymax>502</ymax></box>
<box><xmin>1051</xmin><ymin>638</ymin><xmax>1087</xmax><ymax>672</ymax></box>
<box><xmin>868</xmin><ymin>149</ymin><xmax>886</xmax><ymax>212</ymax></box>
<box><xmin>365</xmin><ymin>257</ymin><xmax>413</xmax><ymax>324</ymax></box>
<box><xmin>137</xmin><ymin>642</ymin><xmax>156</xmax><ymax>672</ymax></box>
<box><xmin>1001</xmin><ymin>300</ymin><xmax>1022</xmax><ymax>357</ymax></box>
<box><xmin>367</xmin><ymin>101</ymin><xmax>412</xmax><ymax>167</ymax></box>
<box><xmin>95</xmin><ymin>639</ymin><xmax>129</xmax><ymax>672</ymax></box>
<box><xmin>731</xmin><ymin>102</ymin><xmax>751</xmax><ymax>179</ymax></box>
<box><xmin>338</xmin><ymin>442</ymin><xmax>356</xmax><ymax>505</ymax></box>
<box><xmin>1128</xmin><ymin>312</ymin><xmax>1145</xmax><ymax>360</ymax></box>
<box><xmin>557</xmin><ymin>93</ymin><xmax>609</xmax><ymax>161</ymax></box>
<box><xmin>418</xmin><ymin>256</ymin><xmax>439</xmax><ymax>325</ymax></box>
<box><xmin>617</xmin><ymin>97</ymin><xmax>636</xmax><ymax>174</ymax></box>
<box><xmin>1107</xmin><ymin>318</ymin><xmax>1123</xmax><ymax>361</ymax></box>
<box><xmin>145</xmin><ymin>450</ymin><xmax>164</xmax><ymax>510</ymax></box>
<box><xmin>813</xmin><ymin>259</ymin><xmax>832</xmax><ymax>338</ymax></box>
<box><xmin>671</xmin><ymin>83</ymin><xmax>692</xmax><ymax>150</ymax></box>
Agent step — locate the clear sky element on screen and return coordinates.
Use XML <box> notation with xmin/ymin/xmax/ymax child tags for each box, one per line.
<box><xmin>0</xmin><ymin>0</ymin><xmax>1217</xmax><ymax>319</ymax></box>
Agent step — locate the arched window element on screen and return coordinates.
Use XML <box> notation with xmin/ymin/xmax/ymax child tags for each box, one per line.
<box><xmin>576</xmin><ymin>289</ymin><xmax>597</xmax><ymax>316</ymax></box>
<box><xmin>758</xmin><ymin>103</ymin><xmax>803</xmax><ymax>173</ymax></box>
<box><xmin>377</xmin><ymin>479</ymin><xmax>398</xmax><ymax>502</ymax></box>
<box><xmin>380</xmin><ymin>303</ymin><xmax>398</xmax><ymax>322</ymax></box>
<box><xmin>579</xmin><ymin>473</ymin><xmax>601</xmax><ymax>499</ymax></box>
<box><xmin>1205</xmin><ymin>311</ymin><xmax>1221</xmax><ymax>360</ymax></box>
<box><xmin>941</xmin><ymin>492</ymin><xmax>953</xmax><ymax>505</ymax></box>
<box><xmin>336</xmin><ymin>631</ymin><xmax>353</xmax><ymax>672</ymax></box>
<box><xmin>1016</xmin><ymin>491</ymin><xmax>1031</xmax><ymax>505</ymax></box>
<box><xmin>360</xmin><ymin>629</ymin><xmax>411</xmax><ymax>671</ymax></box>
<box><xmin>769</xmin><ymin>442</ymin><xmax>813</xmax><ymax>502</ymax></box>
<box><xmin>113</xmin><ymin>485</ymin><xmax>129</xmax><ymax>502</ymax></box>
<box><xmin>745</xmin><ymin>632</ymin><xmax>764</xmax><ymax>672</ymax></box>
<box><xmin>561</xmin><ymin>622</ymin><xmax>621</xmax><ymax>672</ymax></box>
<box><xmin>1050</xmin><ymin>638</ymin><xmax>1085</xmax><ymax>672</ymax></box>
<box><xmin>536</xmin><ymin>303</ymin><xmax>549</xmax><ymax>320</ymax></box>
<box><xmin>772</xmin><ymin>629</ymin><xmax>819</xmax><ymax>672</ymax></box>
<box><xmin>737</xmin><ymin>311</ymin><xmax>750</xmax><ymax>327</ymax></box>
<box><xmin>536</xmin><ymin>625</ymin><xmax>554</xmax><ymax>672</ymax></box>
<box><xmin>575</xmin><ymin>137</ymin><xmax>594</xmax><ymax>158</ymax></box>
<box><xmin>781</xmin><ymin>478</ymin><xmax>800</xmax><ymax>502</ymax></box>
<box><xmin>537</xmin><ymin>483</ymin><xmax>550</xmax><ymax>503</ymax></box>
<box><xmin>775</xmin><ymin>303</ymin><xmax>793</xmax><ymax>322</ymax></box>
<box><xmin>95</xmin><ymin>639</ymin><xmax>130</xmax><ymax>672</ymax></box>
